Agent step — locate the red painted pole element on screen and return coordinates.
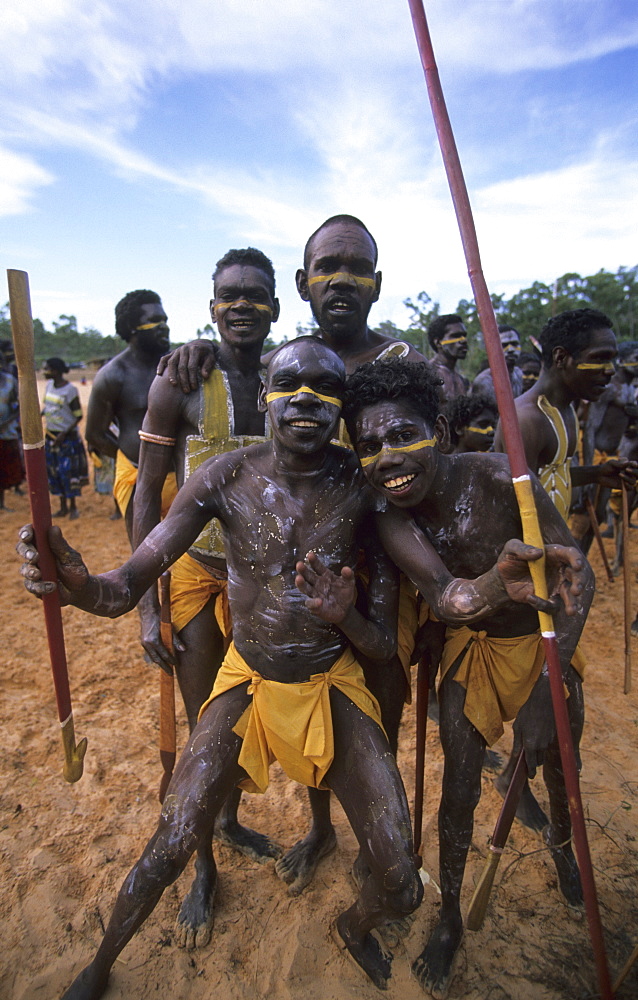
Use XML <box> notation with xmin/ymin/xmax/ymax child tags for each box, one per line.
<box><xmin>8</xmin><ymin>269</ymin><xmax>87</xmax><ymax>782</ymax></box>
<box><xmin>405</xmin><ymin>4</ymin><xmax>612</xmax><ymax>997</ymax></box>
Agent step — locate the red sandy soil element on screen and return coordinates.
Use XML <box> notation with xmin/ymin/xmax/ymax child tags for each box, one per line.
<box><xmin>1</xmin><ymin>379</ymin><xmax>637</xmax><ymax>1000</ymax></box>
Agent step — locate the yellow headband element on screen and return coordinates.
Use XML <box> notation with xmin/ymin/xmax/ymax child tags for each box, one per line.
<box><xmin>440</xmin><ymin>336</ymin><xmax>467</xmax><ymax>345</ymax></box>
<box><xmin>136</xmin><ymin>321</ymin><xmax>167</xmax><ymax>331</ymax></box>
<box><xmin>467</xmin><ymin>425</ymin><xmax>494</xmax><ymax>435</ymax></box>
<box><xmin>214</xmin><ymin>299</ymin><xmax>272</xmax><ymax>314</ymax></box>
<box><xmin>576</xmin><ymin>362</ymin><xmax>615</xmax><ymax>372</ymax></box>
<box><xmin>359</xmin><ymin>437</ymin><xmax>436</xmax><ymax>468</ymax></box>
<box><xmin>307</xmin><ymin>272</ymin><xmax>376</xmax><ymax>288</ymax></box>
<box><xmin>265</xmin><ymin>386</ymin><xmax>342</xmax><ymax>408</ymax></box>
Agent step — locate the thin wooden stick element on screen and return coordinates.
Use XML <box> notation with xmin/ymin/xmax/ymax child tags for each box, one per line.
<box><xmin>622</xmin><ymin>483</ymin><xmax>632</xmax><ymax>694</ymax></box>
<box><xmin>613</xmin><ymin>940</ymin><xmax>638</xmax><ymax>993</ymax></box>
<box><xmin>466</xmin><ymin>751</ymin><xmax>528</xmax><ymax>931</ymax></box>
<box><xmin>405</xmin><ymin>5</ymin><xmax>612</xmax><ymax>996</ymax></box>
<box><xmin>413</xmin><ymin>655</ymin><xmax>429</xmax><ymax>864</ymax></box>
<box><xmin>585</xmin><ymin>495</ymin><xmax>614</xmax><ymax>584</ymax></box>
<box><xmin>8</xmin><ymin>269</ymin><xmax>87</xmax><ymax>782</ymax></box>
<box><xmin>158</xmin><ymin>573</ymin><xmax>176</xmax><ymax>803</ymax></box>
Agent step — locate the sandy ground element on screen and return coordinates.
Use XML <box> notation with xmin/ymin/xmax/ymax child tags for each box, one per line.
<box><xmin>1</xmin><ymin>378</ymin><xmax>637</xmax><ymax>1000</ymax></box>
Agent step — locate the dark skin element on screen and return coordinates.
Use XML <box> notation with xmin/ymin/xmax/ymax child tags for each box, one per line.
<box><xmin>352</xmin><ymin>398</ymin><xmax>593</xmax><ymax>1000</ymax></box>
<box><xmin>450</xmin><ymin>404</ymin><xmax>497</xmax><ymax>454</ymax></box>
<box><xmin>19</xmin><ymin>342</ymin><xmax>588</xmax><ymax>999</ymax></box>
<box><xmin>472</xmin><ymin>329</ymin><xmax>523</xmax><ymax>402</ymax></box>
<box><xmin>582</xmin><ymin>347</ymin><xmax>638</xmax><ymax>462</ymax></box>
<box><xmin>133</xmin><ymin>264</ymin><xmax>332</xmax><ymax>941</ymax></box>
<box><xmin>157</xmin><ymin>219</ymin><xmax>427</xmax><ymax>752</ymax></box>
<box><xmin>84</xmin><ymin>299</ymin><xmax>170</xmax><ymax>541</ymax></box>
<box><xmin>429</xmin><ymin>322</ymin><xmax>469</xmax><ymax>403</ymax></box>
<box><xmin>493</xmin><ymin>328</ymin><xmax>638</xmax><ymax>831</ymax></box>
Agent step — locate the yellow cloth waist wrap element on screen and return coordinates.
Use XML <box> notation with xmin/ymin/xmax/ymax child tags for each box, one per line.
<box><xmin>114</xmin><ymin>450</ymin><xmax>178</xmax><ymax>517</ymax></box>
<box><xmin>198</xmin><ymin>642</ymin><xmax>385</xmax><ymax>794</ymax></box>
<box><xmin>440</xmin><ymin>626</ymin><xmax>587</xmax><ymax>746</ymax></box>
<box><xmin>170</xmin><ymin>551</ymin><xmax>231</xmax><ymax>636</ymax></box>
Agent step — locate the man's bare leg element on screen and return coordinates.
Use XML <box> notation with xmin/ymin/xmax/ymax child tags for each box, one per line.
<box><xmin>61</xmin><ymin>686</ymin><xmax>251</xmax><ymax>1000</ymax></box>
<box><xmin>542</xmin><ymin>667</ymin><xmax>585</xmax><ymax>913</ymax></box>
<box><xmin>326</xmin><ymin>688</ymin><xmax>422</xmax><ymax>990</ymax></box>
<box><xmin>174</xmin><ymin>602</ymin><xmax>281</xmax><ymax>947</ymax></box>
<box><xmin>412</xmin><ymin>668</ymin><xmax>484</xmax><ymax>999</ymax></box>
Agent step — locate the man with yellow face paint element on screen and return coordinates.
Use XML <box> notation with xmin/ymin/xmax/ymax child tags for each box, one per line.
<box><xmin>427</xmin><ymin>313</ymin><xmax>470</xmax><ymax>403</ymax></box>
<box><xmin>85</xmin><ymin>289</ymin><xmax>178</xmax><ymax>543</ymax></box>
<box><xmin>492</xmin><ymin>307</ymin><xmax>638</xmax><ymax>833</ymax></box>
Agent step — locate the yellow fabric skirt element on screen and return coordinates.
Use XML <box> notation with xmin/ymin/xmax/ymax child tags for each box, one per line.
<box><xmin>440</xmin><ymin>626</ymin><xmax>587</xmax><ymax>746</ymax></box>
<box><xmin>170</xmin><ymin>551</ymin><xmax>231</xmax><ymax>636</ymax></box>
<box><xmin>198</xmin><ymin>643</ymin><xmax>385</xmax><ymax>793</ymax></box>
<box><xmin>113</xmin><ymin>449</ymin><xmax>178</xmax><ymax>517</ymax></box>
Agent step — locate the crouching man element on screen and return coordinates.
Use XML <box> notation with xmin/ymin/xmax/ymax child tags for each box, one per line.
<box><xmin>19</xmin><ymin>339</ymin><xmax>587</xmax><ymax>998</ymax></box>
<box><xmin>344</xmin><ymin>357</ymin><xmax>593</xmax><ymax>999</ymax></box>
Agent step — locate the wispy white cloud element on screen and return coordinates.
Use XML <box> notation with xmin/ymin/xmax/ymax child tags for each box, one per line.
<box><xmin>0</xmin><ymin>146</ymin><xmax>54</xmax><ymax>216</ymax></box>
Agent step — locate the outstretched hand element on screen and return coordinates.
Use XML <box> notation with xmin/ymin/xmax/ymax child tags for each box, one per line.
<box><xmin>596</xmin><ymin>457</ymin><xmax>638</xmax><ymax>490</ymax></box>
<box><xmin>295</xmin><ymin>551</ymin><xmax>356</xmax><ymax>623</ymax></box>
<box><xmin>156</xmin><ymin>340</ymin><xmax>217</xmax><ymax>393</ymax></box>
<box><xmin>17</xmin><ymin>524</ymin><xmax>89</xmax><ymax>604</ymax></box>
<box><xmin>497</xmin><ymin>539</ymin><xmax>587</xmax><ymax>616</ymax></box>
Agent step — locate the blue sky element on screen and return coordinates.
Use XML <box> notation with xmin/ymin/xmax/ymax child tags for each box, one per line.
<box><xmin>2</xmin><ymin>0</ymin><xmax>637</xmax><ymax>346</ymax></box>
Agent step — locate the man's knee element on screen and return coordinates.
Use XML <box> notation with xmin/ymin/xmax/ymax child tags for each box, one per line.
<box><xmin>382</xmin><ymin>857</ymin><xmax>423</xmax><ymax>917</ymax></box>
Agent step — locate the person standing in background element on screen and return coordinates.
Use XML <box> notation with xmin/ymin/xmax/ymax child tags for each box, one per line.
<box><xmin>42</xmin><ymin>357</ymin><xmax>85</xmax><ymax>520</ymax></box>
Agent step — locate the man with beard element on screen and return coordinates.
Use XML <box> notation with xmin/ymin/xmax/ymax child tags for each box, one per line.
<box><xmin>472</xmin><ymin>325</ymin><xmax>524</xmax><ymax>404</ymax></box>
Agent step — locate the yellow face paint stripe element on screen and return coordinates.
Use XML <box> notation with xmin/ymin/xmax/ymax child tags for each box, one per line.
<box><xmin>136</xmin><ymin>321</ymin><xmax>167</xmax><ymax>331</ymax></box>
<box><xmin>213</xmin><ymin>299</ymin><xmax>273</xmax><ymax>314</ymax></box>
<box><xmin>307</xmin><ymin>272</ymin><xmax>377</xmax><ymax>288</ymax></box>
<box><xmin>620</xmin><ymin>361</ymin><xmax>638</xmax><ymax>367</ymax></box>
<box><xmin>467</xmin><ymin>425</ymin><xmax>494</xmax><ymax>435</ymax></box>
<box><xmin>439</xmin><ymin>336</ymin><xmax>467</xmax><ymax>345</ymax></box>
<box><xmin>576</xmin><ymin>362</ymin><xmax>615</xmax><ymax>372</ymax></box>
<box><xmin>265</xmin><ymin>386</ymin><xmax>342</xmax><ymax>408</ymax></box>
<box><xmin>359</xmin><ymin>437</ymin><xmax>437</xmax><ymax>468</ymax></box>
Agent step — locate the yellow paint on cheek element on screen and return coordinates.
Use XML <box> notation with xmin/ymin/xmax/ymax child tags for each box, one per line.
<box><xmin>359</xmin><ymin>437</ymin><xmax>436</xmax><ymax>468</ymax></box>
<box><xmin>439</xmin><ymin>336</ymin><xmax>467</xmax><ymax>345</ymax></box>
<box><xmin>214</xmin><ymin>299</ymin><xmax>272</xmax><ymax>314</ymax></box>
<box><xmin>265</xmin><ymin>386</ymin><xmax>342</xmax><ymax>408</ymax></box>
<box><xmin>576</xmin><ymin>362</ymin><xmax>615</xmax><ymax>372</ymax></box>
<box><xmin>136</xmin><ymin>321</ymin><xmax>167</xmax><ymax>330</ymax></box>
<box><xmin>307</xmin><ymin>272</ymin><xmax>376</xmax><ymax>288</ymax></box>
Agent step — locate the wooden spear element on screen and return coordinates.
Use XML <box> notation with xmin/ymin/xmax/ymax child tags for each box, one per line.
<box><xmin>621</xmin><ymin>482</ymin><xmax>632</xmax><ymax>694</ymax></box>
<box><xmin>8</xmin><ymin>269</ymin><xmax>87</xmax><ymax>782</ymax></box>
<box><xmin>585</xmin><ymin>494</ymin><xmax>615</xmax><ymax>584</ymax></box>
<box><xmin>405</xmin><ymin>5</ymin><xmax>612</xmax><ymax>996</ymax></box>
<box><xmin>158</xmin><ymin>573</ymin><xmax>176</xmax><ymax>803</ymax></box>
<box><xmin>413</xmin><ymin>654</ymin><xmax>429</xmax><ymax>864</ymax></box>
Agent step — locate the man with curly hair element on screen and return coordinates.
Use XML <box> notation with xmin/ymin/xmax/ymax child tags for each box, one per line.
<box><xmin>344</xmin><ymin>356</ymin><xmax>593</xmax><ymax>999</ymax></box>
<box><xmin>445</xmin><ymin>392</ymin><xmax>496</xmax><ymax>453</ymax></box>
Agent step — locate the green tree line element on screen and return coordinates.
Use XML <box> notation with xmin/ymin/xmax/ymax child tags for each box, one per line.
<box><xmin>0</xmin><ymin>306</ymin><xmax>122</xmax><ymax>367</ymax></box>
<box><xmin>392</xmin><ymin>265</ymin><xmax>638</xmax><ymax>378</ymax></box>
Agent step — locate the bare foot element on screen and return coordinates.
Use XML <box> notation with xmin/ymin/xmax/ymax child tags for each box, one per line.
<box><xmin>275</xmin><ymin>826</ymin><xmax>336</xmax><ymax>896</ymax></box>
<box><xmin>493</xmin><ymin>774</ymin><xmax>549</xmax><ymax>833</ymax></box>
<box><xmin>214</xmin><ymin>819</ymin><xmax>282</xmax><ymax>863</ymax></box>
<box><xmin>542</xmin><ymin>824</ymin><xmax>584</xmax><ymax>918</ymax></box>
<box><xmin>374</xmin><ymin>912</ymin><xmax>416</xmax><ymax>949</ymax></box>
<box><xmin>174</xmin><ymin>859</ymin><xmax>217</xmax><ymax>950</ymax></box>
<box><xmin>335</xmin><ymin>913</ymin><xmax>392</xmax><ymax>990</ymax></box>
<box><xmin>631</xmin><ymin>616</ymin><xmax>638</xmax><ymax>638</ymax></box>
<box><xmin>69</xmin><ymin>508</ymin><xmax>80</xmax><ymax>520</ymax></box>
<box><xmin>53</xmin><ymin>508</ymin><xmax>68</xmax><ymax>517</ymax></box>
<box><xmin>61</xmin><ymin>961</ymin><xmax>110</xmax><ymax>1000</ymax></box>
<box><xmin>412</xmin><ymin>915</ymin><xmax>463</xmax><ymax>999</ymax></box>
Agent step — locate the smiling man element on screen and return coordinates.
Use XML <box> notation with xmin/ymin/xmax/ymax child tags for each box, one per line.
<box><xmin>18</xmin><ymin>339</ymin><xmax>588</xmax><ymax>999</ymax></box>
<box><xmin>344</xmin><ymin>356</ymin><xmax>593</xmax><ymax>999</ymax></box>
<box><xmin>85</xmin><ymin>289</ymin><xmax>177</xmax><ymax>541</ymax></box>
